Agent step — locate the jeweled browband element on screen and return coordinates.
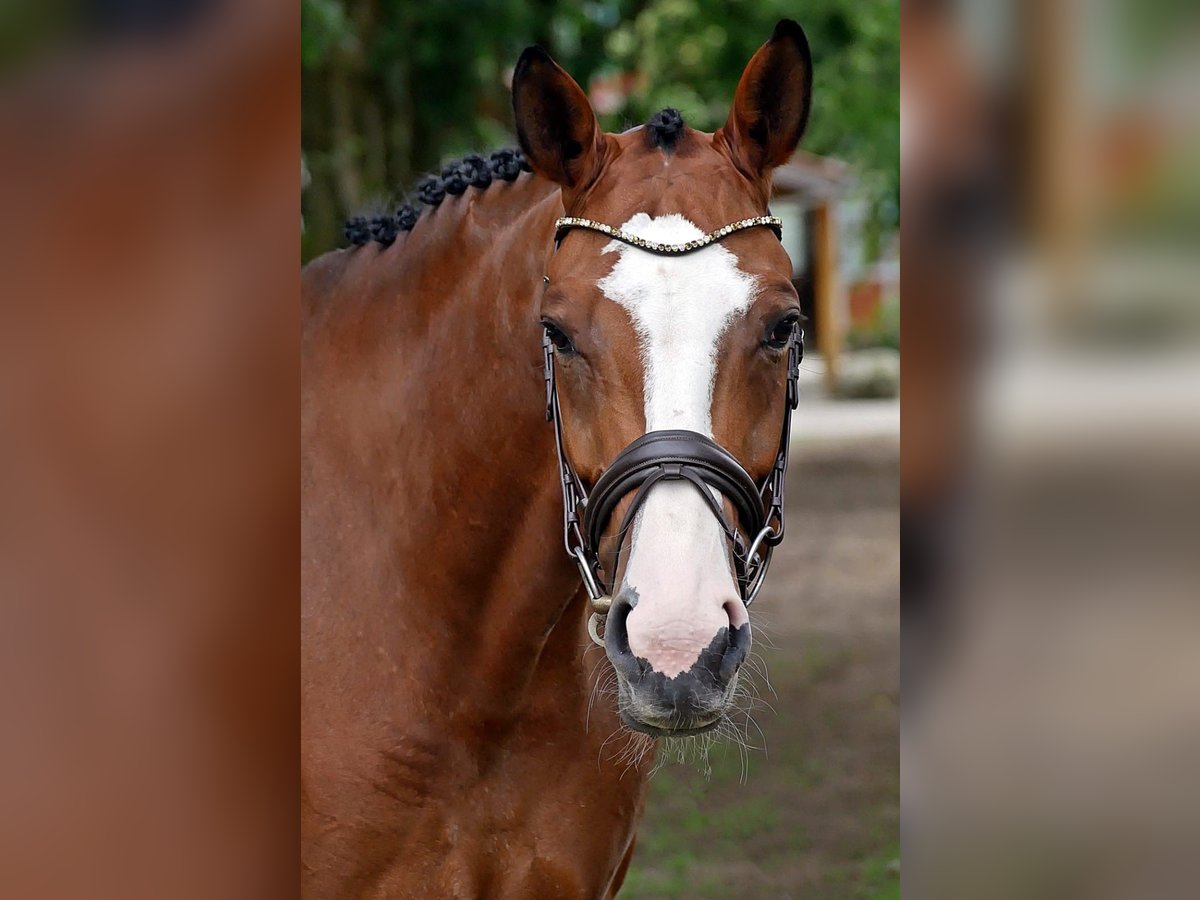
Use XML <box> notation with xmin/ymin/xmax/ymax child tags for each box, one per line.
<box><xmin>554</xmin><ymin>215</ymin><xmax>782</xmax><ymax>255</ymax></box>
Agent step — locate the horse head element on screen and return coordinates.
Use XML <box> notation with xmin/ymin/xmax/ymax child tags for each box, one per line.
<box><xmin>514</xmin><ymin>20</ymin><xmax>812</xmax><ymax>736</ymax></box>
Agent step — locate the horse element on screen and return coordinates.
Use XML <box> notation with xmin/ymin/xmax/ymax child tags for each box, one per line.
<box><xmin>301</xmin><ymin>19</ymin><xmax>812</xmax><ymax>898</ymax></box>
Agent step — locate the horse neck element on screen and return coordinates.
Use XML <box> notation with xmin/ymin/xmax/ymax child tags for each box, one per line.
<box><xmin>311</xmin><ymin>177</ymin><xmax>590</xmax><ymax>720</ymax></box>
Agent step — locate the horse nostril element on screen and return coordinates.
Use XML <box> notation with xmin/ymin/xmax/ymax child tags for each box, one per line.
<box><xmin>603</xmin><ymin>591</ymin><xmax>644</xmax><ymax>680</ymax></box>
<box><xmin>611</xmin><ymin>594</ymin><xmax>751</xmax><ymax>690</ymax></box>
<box><xmin>723</xmin><ymin>598</ymin><xmax>750</xmax><ymax>631</ymax></box>
<box><xmin>718</xmin><ymin>617</ymin><xmax>752</xmax><ymax>683</ymax></box>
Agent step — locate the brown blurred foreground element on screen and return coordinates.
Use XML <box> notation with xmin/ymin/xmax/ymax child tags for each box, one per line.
<box><xmin>0</xmin><ymin>3</ymin><xmax>298</xmax><ymax>898</ymax></box>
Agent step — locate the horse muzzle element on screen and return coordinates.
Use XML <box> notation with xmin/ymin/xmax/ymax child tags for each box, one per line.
<box><xmin>602</xmin><ymin>588</ymin><xmax>752</xmax><ymax>735</ymax></box>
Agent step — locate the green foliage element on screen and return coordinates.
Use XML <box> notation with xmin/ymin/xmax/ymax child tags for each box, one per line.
<box><xmin>604</xmin><ymin>0</ymin><xmax>898</xmax><ymax>170</ymax></box>
<box><xmin>300</xmin><ymin>0</ymin><xmax>354</xmax><ymax>68</ymax></box>
<box><xmin>301</xmin><ymin>0</ymin><xmax>898</xmax><ymax>260</ymax></box>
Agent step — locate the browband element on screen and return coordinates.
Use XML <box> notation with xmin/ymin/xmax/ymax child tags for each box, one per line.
<box><xmin>554</xmin><ymin>215</ymin><xmax>782</xmax><ymax>255</ymax></box>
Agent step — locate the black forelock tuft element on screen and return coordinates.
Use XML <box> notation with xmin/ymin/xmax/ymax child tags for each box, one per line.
<box><xmin>646</xmin><ymin>108</ymin><xmax>685</xmax><ymax>150</ymax></box>
<box><xmin>343</xmin><ymin>147</ymin><xmax>533</xmax><ymax>249</ymax></box>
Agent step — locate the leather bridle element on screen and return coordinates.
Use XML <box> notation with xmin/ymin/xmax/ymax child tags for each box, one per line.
<box><xmin>543</xmin><ymin>215</ymin><xmax>803</xmax><ymax>645</ymax></box>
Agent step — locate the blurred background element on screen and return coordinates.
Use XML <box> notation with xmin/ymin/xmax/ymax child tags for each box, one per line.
<box><xmin>903</xmin><ymin>0</ymin><xmax>1200</xmax><ymax>897</ymax></box>
<box><xmin>301</xmin><ymin>1</ymin><xmax>900</xmax><ymax>897</ymax></box>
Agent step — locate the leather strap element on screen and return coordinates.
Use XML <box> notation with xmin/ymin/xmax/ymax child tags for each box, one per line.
<box><xmin>583</xmin><ymin>430</ymin><xmax>765</xmax><ymax>555</ymax></box>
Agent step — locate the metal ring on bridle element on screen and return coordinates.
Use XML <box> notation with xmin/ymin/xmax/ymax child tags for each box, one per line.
<box><xmin>587</xmin><ymin>612</ymin><xmax>606</xmax><ymax>648</ymax></box>
<box><xmin>742</xmin><ymin>523</ymin><xmax>780</xmax><ymax>606</ymax></box>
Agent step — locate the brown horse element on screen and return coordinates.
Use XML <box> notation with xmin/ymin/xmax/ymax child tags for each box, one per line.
<box><xmin>302</xmin><ymin>20</ymin><xmax>812</xmax><ymax>898</ymax></box>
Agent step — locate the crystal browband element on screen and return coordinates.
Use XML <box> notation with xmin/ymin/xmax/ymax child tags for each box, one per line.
<box><xmin>553</xmin><ymin>215</ymin><xmax>782</xmax><ymax>255</ymax></box>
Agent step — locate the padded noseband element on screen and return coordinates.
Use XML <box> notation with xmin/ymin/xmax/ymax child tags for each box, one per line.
<box><xmin>583</xmin><ymin>430</ymin><xmax>765</xmax><ymax>567</ymax></box>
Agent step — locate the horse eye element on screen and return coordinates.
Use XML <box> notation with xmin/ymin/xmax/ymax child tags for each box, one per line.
<box><xmin>765</xmin><ymin>313</ymin><xmax>800</xmax><ymax>350</ymax></box>
<box><xmin>542</xmin><ymin>321</ymin><xmax>576</xmax><ymax>355</ymax></box>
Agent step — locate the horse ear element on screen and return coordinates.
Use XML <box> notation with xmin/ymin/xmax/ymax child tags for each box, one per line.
<box><xmin>717</xmin><ymin>19</ymin><xmax>813</xmax><ymax>181</ymax></box>
<box><xmin>512</xmin><ymin>47</ymin><xmax>606</xmax><ymax>198</ymax></box>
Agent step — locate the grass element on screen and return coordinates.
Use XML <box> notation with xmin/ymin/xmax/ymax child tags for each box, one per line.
<box><xmin>620</xmin><ymin>737</ymin><xmax>897</xmax><ymax>898</ymax></box>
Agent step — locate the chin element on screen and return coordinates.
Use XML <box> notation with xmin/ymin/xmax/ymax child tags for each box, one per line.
<box><xmin>618</xmin><ymin>705</ymin><xmax>724</xmax><ymax>737</ymax></box>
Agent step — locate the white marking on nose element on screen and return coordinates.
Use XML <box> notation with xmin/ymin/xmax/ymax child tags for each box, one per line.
<box><xmin>597</xmin><ymin>213</ymin><xmax>757</xmax><ymax>676</ymax></box>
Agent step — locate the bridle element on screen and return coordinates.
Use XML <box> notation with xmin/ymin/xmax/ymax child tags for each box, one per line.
<box><xmin>543</xmin><ymin>214</ymin><xmax>803</xmax><ymax>646</ymax></box>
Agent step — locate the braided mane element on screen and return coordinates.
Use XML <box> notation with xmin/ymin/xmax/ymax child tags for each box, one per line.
<box><xmin>342</xmin><ymin>109</ymin><xmax>686</xmax><ymax>249</ymax></box>
<box><xmin>344</xmin><ymin>148</ymin><xmax>531</xmax><ymax>248</ymax></box>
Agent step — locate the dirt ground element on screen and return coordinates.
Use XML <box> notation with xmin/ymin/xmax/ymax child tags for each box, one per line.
<box><xmin>621</xmin><ymin>436</ymin><xmax>900</xmax><ymax>899</ymax></box>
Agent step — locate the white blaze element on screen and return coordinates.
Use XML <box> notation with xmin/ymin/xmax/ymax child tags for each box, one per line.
<box><xmin>597</xmin><ymin>213</ymin><xmax>757</xmax><ymax>676</ymax></box>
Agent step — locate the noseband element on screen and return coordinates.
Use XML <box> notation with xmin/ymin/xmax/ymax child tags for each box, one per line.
<box><xmin>543</xmin><ymin>215</ymin><xmax>802</xmax><ymax>646</ymax></box>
